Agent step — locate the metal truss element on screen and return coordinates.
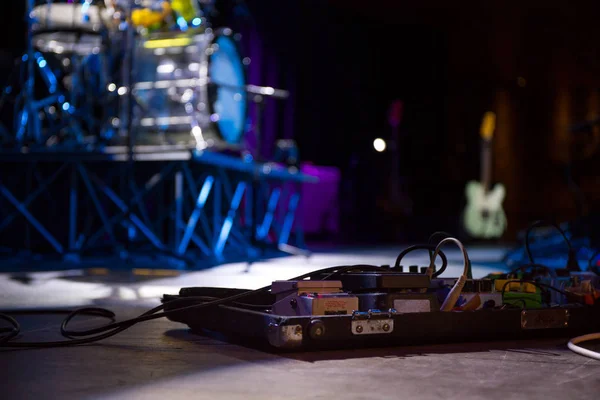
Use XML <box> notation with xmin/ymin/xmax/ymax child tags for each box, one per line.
<box><xmin>0</xmin><ymin>148</ymin><xmax>315</xmax><ymax>268</ymax></box>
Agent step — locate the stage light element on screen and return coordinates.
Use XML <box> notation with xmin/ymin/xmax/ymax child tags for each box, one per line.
<box><xmin>373</xmin><ymin>138</ymin><xmax>386</xmax><ymax>152</ymax></box>
<box><xmin>157</xmin><ymin>62</ymin><xmax>175</xmax><ymax>74</ymax></box>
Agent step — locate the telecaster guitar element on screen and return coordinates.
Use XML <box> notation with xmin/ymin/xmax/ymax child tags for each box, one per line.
<box><xmin>462</xmin><ymin>112</ymin><xmax>507</xmax><ymax>239</ymax></box>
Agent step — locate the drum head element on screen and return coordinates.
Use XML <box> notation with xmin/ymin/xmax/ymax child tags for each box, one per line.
<box><xmin>208</xmin><ymin>34</ymin><xmax>247</xmax><ymax>144</ymax></box>
<box><xmin>31</xmin><ymin>2</ymin><xmax>110</xmax><ymax>32</ymax></box>
<box><xmin>31</xmin><ymin>2</ymin><xmax>111</xmax><ymax>55</ymax></box>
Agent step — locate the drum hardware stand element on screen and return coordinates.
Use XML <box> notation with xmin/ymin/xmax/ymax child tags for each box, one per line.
<box><xmin>249</xmin><ymin>92</ymin><xmax>265</xmax><ymax>255</ymax></box>
<box><xmin>10</xmin><ymin>0</ymin><xmax>89</xmax><ymax>146</ymax></box>
<box><xmin>15</xmin><ymin>0</ymin><xmax>71</xmax><ymax>144</ymax></box>
<box><xmin>62</xmin><ymin>57</ymin><xmax>88</xmax><ymax>145</ymax></box>
<box><xmin>15</xmin><ymin>0</ymin><xmax>45</xmax><ymax>145</ymax></box>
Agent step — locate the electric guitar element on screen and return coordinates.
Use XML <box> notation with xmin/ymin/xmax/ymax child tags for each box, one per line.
<box><xmin>462</xmin><ymin>111</ymin><xmax>507</xmax><ymax>239</ymax></box>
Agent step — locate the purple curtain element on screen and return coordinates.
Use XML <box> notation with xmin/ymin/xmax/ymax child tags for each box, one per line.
<box><xmin>234</xmin><ymin>4</ymin><xmax>295</xmax><ymax>161</ymax></box>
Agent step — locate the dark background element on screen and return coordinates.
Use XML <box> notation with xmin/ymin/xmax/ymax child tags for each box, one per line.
<box><xmin>243</xmin><ymin>0</ymin><xmax>600</xmax><ymax>243</ymax></box>
<box><xmin>2</xmin><ymin>0</ymin><xmax>600</xmax><ymax>245</ymax></box>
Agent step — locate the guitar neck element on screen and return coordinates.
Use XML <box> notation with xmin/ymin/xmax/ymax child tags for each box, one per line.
<box><xmin>480</xmin><ymin>139</ymin><xmax>492</xmax><ymax>192</ymax></box>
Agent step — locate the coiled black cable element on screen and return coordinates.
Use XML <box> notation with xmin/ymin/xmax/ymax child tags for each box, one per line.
<box><xmin>394</xmin><ymin>244</ymin><xmax>448</xmax><ymax>278</ymax></box>
<box><xmin>525</xmin><ymin>220</ymin><xmax>578</xmax><ymax>270</ymax></box>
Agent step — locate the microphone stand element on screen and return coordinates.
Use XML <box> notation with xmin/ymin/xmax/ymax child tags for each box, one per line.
<box><xmin>250</xmin><ymin>93</ymin><xmax>264</xmax><ymax>254</ymax></box>
<box><xmin>242</xmin><ymin>86</ymin><xmax>308</xmax><ymax>257</ymax></box>
<box><xmin>209</xmin><ymin>81</ymin><xmax>290</xmax><ymax>257</ymax></box>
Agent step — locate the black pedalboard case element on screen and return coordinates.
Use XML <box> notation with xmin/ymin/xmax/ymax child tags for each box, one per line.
<box><xmin>162</xmin><ymin>287</ymin><xmax>600</xmax><ymax>351</ymax></box>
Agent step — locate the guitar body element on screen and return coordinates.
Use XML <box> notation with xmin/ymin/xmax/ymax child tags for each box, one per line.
<box><xmin>463</xmin><ymin>181</ymin><xmax>507</xmax><ymax>239</ymax></box>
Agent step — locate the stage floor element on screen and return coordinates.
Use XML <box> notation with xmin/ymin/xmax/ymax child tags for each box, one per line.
<box><xmin>1</xmin><ymin>245</ymin><xmax>599</xmax><ymax>399</ymax></box>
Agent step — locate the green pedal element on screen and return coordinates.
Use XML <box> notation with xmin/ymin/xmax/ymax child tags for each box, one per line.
<box><xmin>503</xmin><ymin>291</ymin><xmax>543</xmax><ymax>308</ymax></box>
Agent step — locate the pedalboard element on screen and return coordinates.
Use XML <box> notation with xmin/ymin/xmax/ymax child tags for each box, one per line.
<box><xmin>163</xmin><ymin>287</ymin><xmax>600</xmax><ymax>351</ymax></box>
<box><xmin>162</xmin><ymin>257</ymin><xmax>600</xmax><ymax>351</ymax></box>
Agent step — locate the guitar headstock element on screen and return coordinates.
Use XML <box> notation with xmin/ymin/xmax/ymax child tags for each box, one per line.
<box><xmin>480</xmin><ymin>111</ymin><xmax>496</xmax><ymax>141</ymax></box>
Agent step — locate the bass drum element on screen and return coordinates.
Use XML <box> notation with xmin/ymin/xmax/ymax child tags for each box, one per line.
<box><xmin>131</xmin><ymin>27</ymin><xmax>248</xmax><ymax>149</ymax></box>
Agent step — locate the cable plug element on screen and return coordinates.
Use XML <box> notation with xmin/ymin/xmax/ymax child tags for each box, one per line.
<box><xmin>440</xmin><ymin>275</ymin><xmax>467</xmax><ymax>311</ymax></box>
<box><xmin>460</xmin><ymin>293</ymin><xmax>481</xmax><ymax>311</ymax></box>
<box><xmin>424</xmin><ymin>264</ymin><xmax>434</xmax><ymax>279</ymax></box>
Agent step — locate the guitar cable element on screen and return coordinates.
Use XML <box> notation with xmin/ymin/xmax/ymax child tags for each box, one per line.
<box><xmin>525</xmin><ymin>220</ymin><xmax>580</xmax><ymax>271</ymax></box>
<box><xmin>0</xmin><ymin>265</ymin><xmax>359</xmax><ymax>348</ymax></box>
<box><xmin>568</xmin><ymin>247</ymin><xmax>600</xmax><ymax>361</ymax></box>
<box><xmin>567</xmin><ymin>332</ymin><xmax>600</xmax><ymax>361</ymax></box>
<box><xmin>428</xmin><ymin>231</ymin><xmax>473</xmax><ymax>279</ymax></box>
<box><xmin>394</xmin><ymin>243</ymin><xmax>449</xmax><ymax>278</ymax></box>
<box><xmin>525</xmin><ymin>220</ymin><xmax>600</xmax><ymax>361</ymax></box>
<box><xmin>0</xmin><ymin>244</ymin><xmax>456</xmax><ymax>348</ymax></box>
<box><xmin>428</xmin><ymin>237</ymin><xmax>470</xmax><ymax>311</ymax></box>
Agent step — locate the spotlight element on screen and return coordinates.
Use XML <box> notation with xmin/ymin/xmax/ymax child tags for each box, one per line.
<box><xmin>373</xmin><ymin>138</ymin><xmax>386</xmax><ymax>152</ymax></box>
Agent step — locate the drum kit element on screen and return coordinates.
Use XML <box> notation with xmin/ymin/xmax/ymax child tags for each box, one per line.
<box><xmin>5</xmin><ymin>0</ymin><xmax>275</xmax><ymax>151</ymax></box>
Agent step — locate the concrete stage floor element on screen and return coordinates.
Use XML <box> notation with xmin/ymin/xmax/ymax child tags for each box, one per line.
<box><xmin>1</xmin><ymin>245</ymin><xmax>599</xmax><ymax>399</ymax></box>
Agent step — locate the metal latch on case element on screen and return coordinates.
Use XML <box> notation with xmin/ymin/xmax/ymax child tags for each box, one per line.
<box><xmin>520</xmin><ymin>309</ymin><xmax>569</xmax><ymax>330</ymax></box>
<box><xmin>351</xmin><ymin>309</ymin><xmax>396</xmax><ymax>335</ymax></box>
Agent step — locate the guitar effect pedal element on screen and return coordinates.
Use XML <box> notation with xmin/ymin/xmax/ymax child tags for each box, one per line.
<box><xmin>271</xmin><ymin>280</ymin><xmax>359</xmax><ymax>316</ymax></box>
